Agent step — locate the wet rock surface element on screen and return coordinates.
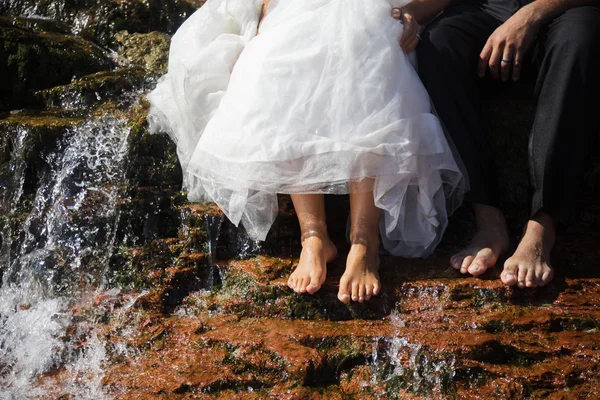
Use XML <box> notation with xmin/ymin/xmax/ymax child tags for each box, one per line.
<box><xmin>0</xmin><ymin>0</ymin><xmax>204</xmax><ymax>46</ymax></box>
<box><xmin>0</xmin><ymin>16</ymin><xmax>112</xmax><ymax>109</ymax></box>
<box><xmin>1</xmin><ymin>1</ymin><xmax>600</xmax><ymax>398</ymax></box>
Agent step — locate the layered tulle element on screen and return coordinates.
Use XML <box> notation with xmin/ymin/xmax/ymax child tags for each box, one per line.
<box><xmin>148</xmin><ymin>0</ymin><xmax>467</xmax><ymax>257</ymax></box>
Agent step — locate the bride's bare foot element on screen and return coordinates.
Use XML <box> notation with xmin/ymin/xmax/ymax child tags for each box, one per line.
<box><xmin>451</xmin><ymin>204</ymin><xmax>510</xmax><ymax>276</ymax></box>
<box><xmin>338</xmin><ymin>237</ymin><xmax>381</xmax><ymax>304</ymax></box>
<box><xmin>501</xmin><ymin>212</ymin><xmax>555</xmax><ymax>288</ymax></box>
<box><xmin>288</xmin><ymin>235</ymin><xmax>337</xmax><ymax>294</ymax></box>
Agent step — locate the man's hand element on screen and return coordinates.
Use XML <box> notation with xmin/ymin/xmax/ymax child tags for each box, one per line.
<box><xmin>392</xmin><ymin>8</ymin><xmax>421</xmax><ymax>53</ymax></box>
<box><xmin>478</xmin><ymin>6</ymin><xmax>542</xmax><ymax>81</ymax></box>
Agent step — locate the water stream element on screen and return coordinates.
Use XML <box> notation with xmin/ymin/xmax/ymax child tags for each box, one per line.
<box><xmin>0</xmin><ymin>114</ymin><xmax>130</xmax><ymax>398</ymax></box>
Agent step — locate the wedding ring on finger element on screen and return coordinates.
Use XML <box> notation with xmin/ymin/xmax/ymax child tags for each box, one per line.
<box><xmin>501</xmin><ymin>58</ymin><xmax>513</xmax><ymax>64</ymax></box>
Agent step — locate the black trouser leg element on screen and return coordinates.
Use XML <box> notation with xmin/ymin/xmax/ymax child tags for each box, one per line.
<box><xmin>529</xmin><ymin>6</ymin><xmax>600</xmax><ymax>226</ymax></box>
<box><xmin>417</xmin><ymin>4</ymin><xmax>515</xmax><ymax>207</ymax></box>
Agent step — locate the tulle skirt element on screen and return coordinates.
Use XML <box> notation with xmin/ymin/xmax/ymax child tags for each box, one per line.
<box><xmin>148</xmin><ymin>0</ymin><xmax>467</xmax><ymax>257</ymax></box>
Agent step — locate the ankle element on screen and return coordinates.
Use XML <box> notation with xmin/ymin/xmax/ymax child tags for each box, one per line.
<box><xmin>523</xmin><ymin>213</ymin><xmax>556</xmax><ymax>247</ymax></box>
<box><xmin>300</xmin><ymin>228</ymin><xmax>329</xmax><ymax>243</ymax></box>
<box><xmin>473</xmin><ymin>204</ymin><xmax>507</xmax><ymax>227</ymax></box>
<box><xmin>349</xmin><ymin>229</ymin><xmax>379</xmax><ymax>247</ymax></box>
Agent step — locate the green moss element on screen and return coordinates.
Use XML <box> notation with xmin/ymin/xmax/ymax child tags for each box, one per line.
<box><xmin>472</xmin><ymin>287</ymin><xmax>508</xmax><ymax>308</ymax></box>
<box><xmin>550</xmin><ymin>316</ymin><xmax>600</xmax><ymax>332</ymax></box>
<box><xmin>116</xmin><ymin>31</ymin><xmax>171</xmax><ymax>75</ymax></box>
<box><xmin>107</xmin><ymin>241</ymin><xmax>179</xmax><ymax>290</ymax></box>
<box><xmin>36</xmin><ymin>67</ymin><xmax>147</xmax><ymax>109</ymax></box>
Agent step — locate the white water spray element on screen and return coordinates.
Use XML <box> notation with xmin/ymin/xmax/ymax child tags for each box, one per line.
<box><xmin>0</xmin><ymin>115</ymin><xmax>131</xmax><ymax>399</ymax></box>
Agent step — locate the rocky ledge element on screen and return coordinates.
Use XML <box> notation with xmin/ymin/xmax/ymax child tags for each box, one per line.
<box><xmin>1</xmin><ymin>1</ymin><xmax>599</xmax><ymax>398</ymax></box>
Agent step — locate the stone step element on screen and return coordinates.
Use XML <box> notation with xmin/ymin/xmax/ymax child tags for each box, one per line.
<box><xmin>35</xmin><ymin>67</ymin><xmax>148</xmax><ymax>110</ymax></box>
<box><xmin>51</xmin><ymin>283</ymin><xmax>600</xmax><ymax>398</ymax></box>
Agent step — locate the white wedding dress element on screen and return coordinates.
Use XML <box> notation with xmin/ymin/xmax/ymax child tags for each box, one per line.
<box><xmin>148</xmin><ymin>0</ymin><xmax>467</xmax><ymax>257</ymax></box>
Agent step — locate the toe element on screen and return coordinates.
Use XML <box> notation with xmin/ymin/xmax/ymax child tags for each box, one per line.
<box><xmin>525</xmin><ymin>268</ymin><xmax>536</xmax><ymax>287</ymax></box>
<box><xmin>351</xmin><ymin>283</ymin><xmax>359</xmax><ymax>302</ymax></box>
<box><xmin>501</xmin><ymin>262</ymin><xmax>518</xmax><ymax>286</ymax></box>
<box><xmin>306</xmin><ymin>273</ymin><xmax>321</xmax><ymax>295</ymax></box>
<box><xmin>297</xmin><ymin>277</ymin><xmax>307</xmax><ymax>293</ymax></box>
<box><xmin>540</xmin><ymin>268</ymin><xmax>554</xmax><ymax>286</ymax></box>
<box><xmin>460</xmin><ymin>256</ymin><xmax>474</xmax><ymax>274</ymax></box>
<box><xmin>450</xmin><ymin>254</ymin><xmax>463</xmax><ymax>270</ymax></box>
<box><xmin>517</xmin><ymin>266</ymin><xmax>527</xmax><ymax>288</ymax></box>
<box><xmin>467</xmin><ymin>256</ymin><xmax>487</xmax><ymax>276</ymax></box>
<box><xmin>287</xmin><ymin>276</ymin><xmax>295</xmax><ymax>290</ymax></box>
<box><xmin>338</xmin><ymin>278</ymin><xmax>351</xmax><ymax>304</ymax></box>
<box><xmin>365</xmin><ymin>285</ymin><xmax>373</xmax><ymax>300</ymax></box>
<box><xmin>358</xmin><ymin>285</ymin><xmax>366</xmax><ymax>303</ymax></box>
<box><xmin>373</xmin><ymin>282</ymin><xmax>381</xmax><ymax>296</ymax></box>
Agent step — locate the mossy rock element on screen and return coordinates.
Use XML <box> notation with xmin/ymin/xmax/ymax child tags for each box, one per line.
<box><xmin>0</xmin><ymin>0</ymin><xmax>204</xmax><ymax>47</ymax></box>
<box><xmin>115</xmin><ymin>31</ymin><xmax>171</xmax><ymax>75</ymax></box>
<box><xmin>0</xmin><ymin>110</ymin><xmax>83</xmax><ymax>154</ymax></box>
<box><xmin>0</xmin><ymin>111</ymin><xmax>84</xmax><ymax>203</ymax></box>
<box><xmin>0</xmin><ymin>24</ymin><xmax>111</xmax><ymax>109</ymax></box>
<box><xmin>0</xmin><ymin>16</ymin><xmax>69</xmax><ymax>34</ymax></box>
<box><xmin>36</xmin><ymin>67</ymin><xmax>148</xmax><ymax>110</ymax></box>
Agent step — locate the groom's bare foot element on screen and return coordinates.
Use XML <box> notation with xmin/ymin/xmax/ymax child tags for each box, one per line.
<box><xmin>288</xmin><ymin>235</ymin><xmax>337</xmax><ymax>294</ymax></box>
<box><xmin>338</xmin><ymin>236</ymin><xmax>381</xmax><ymax>304</ymax></box>
<box><xmin>451</xmin><ymin>204</ymin><xmax>510</xmax><ymax>276</ymax></box>
<box><xmin>501</xmin><ymin>212</ymin><xmax>555</xmax><ymax>288</ymax></box>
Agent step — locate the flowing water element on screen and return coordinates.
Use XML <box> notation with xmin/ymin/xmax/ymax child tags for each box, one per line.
<box><xmin>0</xmin><ymin>114</ymin><xmax>131</xmax><ymax>398</ymax></box>
<box><xmin>370</xmin><ymin>310</ymin><xmax>456</xmax><ymax>397</ymax></box>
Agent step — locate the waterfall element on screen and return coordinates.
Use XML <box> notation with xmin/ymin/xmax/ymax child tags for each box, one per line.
<box><xmin>370</xmin><ymin>309</ymin><xmax>456</xmax><ymax>397</ymax></box>
<box><xmin>0</xmin><ymin>115</ymin><xmax>131</xmax><ymax>399</ymax></box>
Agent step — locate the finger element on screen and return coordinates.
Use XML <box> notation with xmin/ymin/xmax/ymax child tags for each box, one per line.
<box><xmin>478</xmin><ymin>40</ymin><xmax>493</xmax><ymax>78</ymax></box>
<box><xmin>403</xmin><ymin>36</ymin><xmax>420</xmax><ymax>53</ymax></box>
<box><xmin>488</xmin><ymin>42</ymin><xmax>504</xmax><ymax>80</ymax></box>
<box><xmin>406</xmin><ymin>21</ymin><xmax>419</xmax><ymax>46</ymax></box>
<box><xmin>400</xmin><ymin>17</ymin><xmax>414</xmax><ymax>46</ymax></box>
<box><xmin>392</xmin><ymin>7</ymin><xmax>402</xmax><ymax>20</ymax></box>
<box><xmin>512</xmin><ymin>49</ymin><xmax>523</xmax><ymax>81</ymax></box>
<box><xmin>500</xmin><ymin>44</ymin><xmax>515</xmax><ymax>82</ymax></box>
